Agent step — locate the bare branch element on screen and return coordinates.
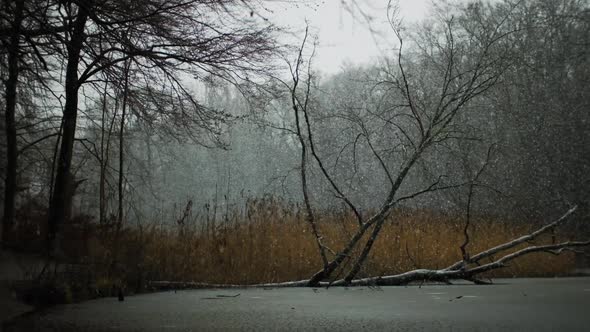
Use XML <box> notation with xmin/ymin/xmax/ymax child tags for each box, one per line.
<box><xmin>289</xmin><ymin>25</ymin><xmax>329</xmax><ymax>270</ymax></box>
<box><xmin>447</xmin><ymin>205</ymin><xmax>578</xmax><ymax>271</ymax></box>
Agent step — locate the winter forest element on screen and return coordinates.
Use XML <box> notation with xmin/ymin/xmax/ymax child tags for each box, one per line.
<box><xmin>1</xmin><ymin>0</ymin><xmax>589</xmax><ymax>295</ymax></box>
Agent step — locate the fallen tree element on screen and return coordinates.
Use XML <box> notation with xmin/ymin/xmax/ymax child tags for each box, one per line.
<box><xmin>343</xmin><ymin>208</ymin><xmax>590</xmax><ymax>287</ymax></box>
<box><xmin>148</xmin><ymin>205</ymin><xmax>589</xmax><ymax>289</ymax></box>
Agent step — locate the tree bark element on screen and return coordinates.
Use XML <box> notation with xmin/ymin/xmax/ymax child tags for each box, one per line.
<box><xmin>117</xmin><ymin>61</ymin><xmax>129</xmax><ymax>227</ymax></box>
<box><xmin>47</xmin><ymin>3</ymin><xmax>90</xmax><ymax>255</ymax></box>
<box><xmin>99</xmin><ymin>84</ymin><xmax>108</xmax><ymax>225</ymax></box>
<box><xmin>2</xmin><ymin>0</ymin><xmax>25</xmax><ymax>248</ymax></box>
<box><xmin>111</xmin><ymin>59</ymin><xmax>130</xmax><ymax>279</ymax></box>
<box><xmin>344</xmin><ymin>217</ymin><xmax>386</xmax><ymax>284</ymax></box>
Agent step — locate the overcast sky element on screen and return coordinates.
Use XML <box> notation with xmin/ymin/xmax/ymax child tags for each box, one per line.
<box><xmin>268</xmin><ymin>0</ymin><xmax>431</xmax><ymax>74</ymax></box>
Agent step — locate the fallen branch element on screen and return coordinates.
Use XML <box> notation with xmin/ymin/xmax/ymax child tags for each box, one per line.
<box><xmin>332</xmin><ymin>240</ymin><xmax>590</xmax><ymax>287</ymax></box>
<box><xmin>148</xmin><ymin>279</ymin><xmax>311</xmax><ymax>290</ymax></box>
<box><xmin>465</xmin><ymin>240</ymin><xmax>590</xmax><ymax>275</ymax></box>
<box><xmin>446</xmin><ymin>206</ymin><xmax>578</xmax><ymax>271</ymax></box>
<box><xmin>148</xmin><ymin>207</ymin><xmax>587</xmax><ymax>290</ymax></box>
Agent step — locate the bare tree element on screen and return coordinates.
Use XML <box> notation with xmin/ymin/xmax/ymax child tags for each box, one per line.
<box><xmin>43</xmin><ymin>0</ymin><xmax>278</xmax><ymax>256</ymax></box>
<box><xmin>1</xmin><ymin>0</ymin><xmax>63</xmax><ymax>247</ymax></box>
<box><xmin>287</xmin><ymin>26</ymin><xmax>330</xmax><ymax>270</ymax></box>
<box><xmin>277</xmin><ymin>0</ymin><xmax>590</xmax><ymax>287</ymax></box>
<box><xmin>297</xmin><ymin>0</ymin><xmax>512</xmax><ymax>286</ymax></box>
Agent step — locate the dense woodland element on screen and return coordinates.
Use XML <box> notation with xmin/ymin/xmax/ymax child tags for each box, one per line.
<box><xmin>1</xmin><ymin>0</ymin><xmax>589</xmax><ymax>291</ymax></box>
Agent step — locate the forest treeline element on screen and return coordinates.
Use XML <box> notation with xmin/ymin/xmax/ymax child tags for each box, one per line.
<box><xmin>0</xmin><ymin>0</ymin><xmax>589</xmax><ymax>288</ymax></box>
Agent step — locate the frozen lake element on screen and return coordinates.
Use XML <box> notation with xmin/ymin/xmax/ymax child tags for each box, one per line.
<box><xmin>4</xmin><ymin>277</ymin><xmax>590</xmax><ymax>331</ymax></box>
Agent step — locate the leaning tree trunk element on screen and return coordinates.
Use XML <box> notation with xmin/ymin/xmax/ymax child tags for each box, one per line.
<box><xmin>2</xmin><ymin>0</ymin><xmax>24</xmax><ymax>248</ymax></box>
<box><xmin>308</xmin><ymin>148</ymin><xmax>423</xmax><ymax>286</ymax></box>
<box><xmin>47</xmin><ymin>6</ymin><xmax>89</xmax><ymax>256</ymax></box>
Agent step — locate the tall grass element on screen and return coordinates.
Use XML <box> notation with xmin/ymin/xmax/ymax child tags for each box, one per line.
<box><xmin>79</xmin><ymin>198</ymin><xmax>574</xmax><ymax>286</ymax></box>
<box><xmin>12</xmin><ymin>197</ymin><xmax>574</xmax><ymax>290</ymax></box>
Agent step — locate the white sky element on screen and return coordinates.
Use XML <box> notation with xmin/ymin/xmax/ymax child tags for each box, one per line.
<box><xmin>266</xmin><ymin>0</ymin><xmax>432</xmax><ymax>74</ymax></box>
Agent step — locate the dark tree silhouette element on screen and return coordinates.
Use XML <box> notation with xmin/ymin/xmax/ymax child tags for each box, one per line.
<box><xmin>40</xmin><ymin>0</ymin><xmax>277</xmax><ymax>256</ymax></box>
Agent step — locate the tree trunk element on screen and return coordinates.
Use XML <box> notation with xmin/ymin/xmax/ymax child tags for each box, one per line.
<box><xmin>117</xmin><ymin>60</ymin><xmax>130</xmax><ymax>227</ymax></box>
<box><xmin>47</xmin><ymin>4</ymin><xmax>90</xmax><ymax>255</ymax></box>
<box><xmin>2</xmin><ymin>0</ymin><xmax>24</xmax><ymax>248</ymax></box>
<box><xmin>288</xmin><ymin>29</ymin><xmax>330</xmax><ymax>269</ymax></box>
<box><xmin>309</xmin><ymin>150</ymin><xmax>423</xmax><ymax>286</ymax></box>
<box><xmin>307</xmin><ymin>221</ymin><xmax>374</xmax><ymax>286</ymax></box>
<box><xmin>111</xmin><ymin>60</ymin><xmax>130</xmax><ymax>278</ymax></box>
<box><xmin>344</xmin><ymin>216</ymin><xmax>387</xmax><ymax>284</ymax></box>
<box><xmin>99</xmin><ymin>83</ymin><xmax>109</xmax><ymax>225</ymax></box>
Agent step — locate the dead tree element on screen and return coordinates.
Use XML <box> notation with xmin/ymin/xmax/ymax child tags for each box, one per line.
<box><xmin>281</xmin><ymin>0</ymin><xmax>590</xmax><ymax>287</ymax></box>
<box><xmin>294</xmin><ymin>1</ymin><xmax>511</xmax><ymax>286</ymax></box>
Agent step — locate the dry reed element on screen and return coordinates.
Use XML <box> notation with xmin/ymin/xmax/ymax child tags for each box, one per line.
<box><xmin>91</xmin><ymin>199</ymin><xmax>575</xmax><ymax>286</ymax></box>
